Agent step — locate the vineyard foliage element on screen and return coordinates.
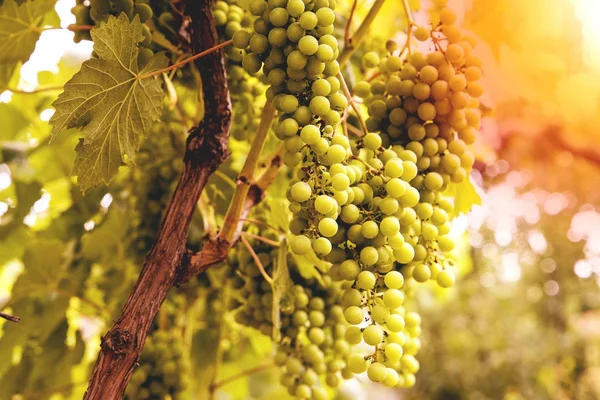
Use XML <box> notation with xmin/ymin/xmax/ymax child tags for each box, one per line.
<box><xmin>0</xmin><ymin>0</ymin><xmax>507</xmax><ymax>398</ymax></box>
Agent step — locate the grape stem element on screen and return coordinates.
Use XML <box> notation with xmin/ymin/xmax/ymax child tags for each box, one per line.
<box><xmin>137</xmin><ymin>39</ymin><xmax>233</xmax><ymax>80</ymax></box>
<box><xmin>242</xmin><ymin>232</ymin><xmax>281</xmax><ymax>247</ymax></box>
<box><xmin>338</xmin><ymin>0</ymin><xmax>387</xmax><ymax>66</ymax></box>
<box><xmin>241</xmin><ymin>234</ymin><xmax>273</xmax><ymax>284</ymax></box>
<box><xmin>337</xmin><ymin>71</ymin><xmax>368</xmax><ymax>136</ymax></box>
<box><xmin>239</xmin><ymin>217</ymin><xmax>286</xmax><ymax>235</ymax></box>
<box><xmin>399</xmin><ymin>0</ymin><xmax>416</xmax><ymax>56</ymax></box>
<box><xmin>219</xmin><ymin>100</ymin><xmax>276</xmax><ymax>244</ymax></box>
<box><xmin>344</xmin><ymin>0</ymin><xmax>359</xmax><ymax>49</ymax></box>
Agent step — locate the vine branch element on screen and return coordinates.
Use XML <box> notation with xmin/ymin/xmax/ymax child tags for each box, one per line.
<box><xmin>219</xmin><ymin>100</ymin><xmax>276</xmax><ymax>243</ymax></box>
<box><xmin>82</xmin><ymin>1</ymin><xmax>232</xmax><ymax>398</ymax></box>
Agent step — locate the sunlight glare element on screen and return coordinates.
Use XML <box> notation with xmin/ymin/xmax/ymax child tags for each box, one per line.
<box><xmin>572</xmin><ymin>0</ymin><xmax>600</xmax><ymax>70</ymax></box>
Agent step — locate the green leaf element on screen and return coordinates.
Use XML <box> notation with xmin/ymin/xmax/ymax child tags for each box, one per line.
<box><xmin>0</xmin><ymin>0</ymin><xmax>56</xmax><ymax>64</ymax></box>
<box><xmin>49</xmin><ymin>14</ymin><xmax>168</xmax><ymax>192</ymax></box>
<box><xmin>27</xmin><ymin>322</ymin><xmax>85</xmax><ymax>394</ymax></box>
<box><xmin>0</xmin><ymin>179</ymin><xmax>41</xmax><ymax>239</ymax></box>
<box><xmin>264</xmin><ymin>198</ymin><xmax>290</xmax><ymax>231</ymax></box>
<box><xmin>0</xmin><ymin>62</ymin><xmax>17</xmax><ymax>90</ymax></box>
<box><xmin>445</xmin><ymin>177</ymin><xmax>482</xmax><ymax>217</ymax></box>
<box><xmin>80</xmin><ymin>206</ymin><xmax>127</xmax><ymax>263</ymax></box>
<box><xmin>0</xmin><ymin>103</ymin><xmax>29</xmax><ymax>139</ymax></box>
<box><xmin>11</xmin><ymin>238</ymin><xmax>71</xmax><ymax>300</ymax></box>
<box><xmin>270</xmin><ymin>237</ymin><xmax>293</xmax><ymax>342</ymax></box>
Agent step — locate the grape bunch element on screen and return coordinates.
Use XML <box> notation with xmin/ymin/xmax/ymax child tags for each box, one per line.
<box><xmin>228</xmin><ymin>227</ymin><xmax>350</xmax><ymax>399</ymax></box>
<box><xmin>70</xmin><ymin>0</ymin><xmax>156</xmax><ymax>66</ymax></box>
<box><xmin>228</xmin><ymin>0</ymin><xmax>481</xmax><ymax>394</ymax></box>
<box><xmin>211</xmin><ymin>0</ymin><xmax>268</xmax><ymax>141</ymax></box>
<box><xmin>70</xmin><ymin>0</ymin><xmax>93</xmax><ymax>42</ymax></box>
<box><xmin>125</xmin><ymin>329</ymin><xmax>190</xmax><ymax>400</ymax></box>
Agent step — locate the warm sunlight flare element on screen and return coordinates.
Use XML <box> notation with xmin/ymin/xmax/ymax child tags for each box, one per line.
<box><xmin>572</xmin><ymin>0</ymin><xmax>600</xmax><ymax>70</ymax></box>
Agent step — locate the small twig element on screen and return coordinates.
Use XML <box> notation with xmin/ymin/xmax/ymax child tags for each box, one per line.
<box><xmin>68</xmin><ymin>24</ymin><xmax>94</xmax><ymax>31</ymax></box>
<box><xmin>0</xmin><ymin>311</ymin><xmax>20</xmax><ymax>323</ymax></box>
<box><xmin>241</xmin><ymin>235</ymin><xmax>273</xmax><ymax>284</ymax></box>
<box><xmin>239</xmin><ymin>218</ymin><xmax>285</xmax><ymax>235</ymax></box>
<box><xmin>337</xmin><ymin>72</ymin><xmax>368</xmax><ymax>136</ymax></box>
<box><xmin>242</xmin><ymin>232</ymin><xmax>281</xmax><ymax>247</ymax></box>
<box><xmin>209</xmin><ymin>363</ymin><xmax>275</xmax><ymax>391</ymax></box>
<box><xmin>344</xmin><ymin>0</ymin><xmax>359</xmax><ymax>48</ymax></box>
<box><xmin>137</xmin><ymin>39</ymin><xmax>233</xmax><ymax>80</ymax></box>
<box><xmin>346</xmin><ymin>123</ymin><xmax>363</xmax><ymax>137</ymax></box>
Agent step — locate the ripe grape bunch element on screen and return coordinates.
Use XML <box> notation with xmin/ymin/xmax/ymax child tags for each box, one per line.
<box><xmin>229</xmin><ymin>0</ymin><xmax>482</xmax><ymax>395</ymax></box>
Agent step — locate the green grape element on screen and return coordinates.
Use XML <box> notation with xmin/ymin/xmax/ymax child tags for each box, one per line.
<box><xmin>383</xmin><ymin>369</ymin><xmax>400</xmax><ymax>387</ymax></box>
<box><xmin>291</xmin><ymin>235</ymin><xmax>311</xmax><ymax>255</ymax></box>
<box><xmin>313</xmin><ymin>237</ymin><xmax>332</xmax><ymax>255</ymax></box>
<box><xmin>384</xmin><ymin>271</ymin><xmax>404</xmax><ymax>289</ymax></box>
<box><xmin>318</xmin><ymin>217</ymin><xmax>338</xmax><ymax>237</ymax></box>
<box><xmin>309</xmin><ymin>95</ymin><xmax>330</xmax><ymax>116</ymax></box>
<box><xmin>134</xmin><ymin>3</ymin><xmax>153</xmax><ymax>22</ymax></box>
<box><xmin>371</xmin><ymin>304</ymin><xmax>390</xmax><ymax>324</ymax></box>
<box><xmin>298</xmin><ymin>11</ymin><xmax>318</xmax><ymax>30</ymax></box>
<box><xmin>359</xmin><ymin>247</ymin><xmax>379</xmax><ymax>266</ymax></box>
<box><xmin>348</xmin><ymin>354</ymin><xmax>368</xmax><ymax>374</ymax></box>
<box><xmin>356</xmin><ymin>270</ymin><xmax>376</xmax><ymax>290</ymax></box>
<box><xmin>286</xmin><ymin>0</ymin><xmax>305</xmax><ymax>17</ymax></box>
<box><xmin>298</xmin><ymin>35</ymin><xmax>319</xmax><ymax>55</ymax></box>
<box><xmin>436</xmin><ymin>269</ymin><xmax>455</xmax><ymax>287</ymax></box>
<box><xmin>361</xmin><ymin>221</ymin><xmax>379</xmax><ymax>239</ymax></box>
<box><xmin>345</xmin><ymin>326</ymin><xmax>363</xmax><ymax>344</ymax></box>
<box><xmin>269</xmin><ymin>7</ymin><xmax>289</xmax><ymax>27</ymax></box>
<box><xmin>385</xmin><ymin>342</ymin><xmax>404</xmax><ymax>361</ymax></box>
<box><xmin>344</xmin><ymin>306</ymin><xmax>364</xmax><ymax>325</ymax></box>
<box><xmin>290</xmin><ymin>181</ymin><xmax>312</xmax><ymax>202</ymax></box>
<box><xmin>367</xmin><ymin>362</ymin><xmax>388</xmax><ymax>382</ymax></box>
<box><xmin>383</xmin><ymin>289</ymin><xmax>404</xmax><ymax>308</ymax></box>
<box><xmin>300</xmin><ymin>124</ymin><xmax>321</xmax><ymax>145</ymax></box>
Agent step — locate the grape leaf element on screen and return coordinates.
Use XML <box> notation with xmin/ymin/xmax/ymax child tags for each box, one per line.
<box><xmin>0</xmin><ymin>103</ymin><xmax>29</xmax><ymax>139</ymax></box>
<box><xmin>0</xmin><ymin>62</ymin><xmax>17</xmax><ymax>90</ymax></box>
<box><xmin>49</xmin><ymin>14</ymin><xmax>168</xmax><ymax>192</ymax></box>
<box><xmin>0</xmin><ymin>0</ymin><xmax>55</xmax><ymax>64</ymax></box>
<box><xmin>264</xmin><ymin>198</ymin><xmax>290</xmax><ymax>231</ymax></box>
<box><xmin>445</xmin><ymin>177</ymin><xmax>482</xmax><ymax>217</ymax></box>
<box><xmin>0</xmin><ymin>180</ymin><xmax>41</xmax><ymax>239</ymax></box>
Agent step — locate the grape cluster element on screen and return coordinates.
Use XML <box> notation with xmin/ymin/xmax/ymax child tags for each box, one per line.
<box><xmin>231</xmin><ymin>0</ymin><xmax>481</xmax><ymax>393</ymax></box>
<box><xmin>127</xmin><ymin>123</ymin><xmax>184</xmax><ymax>255</ymax></box>
<box><xmin>70</xmin><ymin>0</ymin><xmax>93</xmax><ymax>42</ymax></box>
<box><xmin>226</xmin><ymin>222</ymin><xmax>349</xmax><ymax>399</ymax></box>
<box><xmin>125</xmin><ymin>329</ymin><xmax>190</xmax><ymax>400</ymax></box>
<box><xmin>212</xmin><ymin>0</ymin><xmax>268</xmax><ymax>142</ymax></box>
<box><xmin>70</xmin><ymin>0</ymin><xmax>156</xmax><ymax>66</ymax></box>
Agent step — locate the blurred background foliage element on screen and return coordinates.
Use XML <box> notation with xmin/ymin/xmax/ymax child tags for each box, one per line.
<box><xmin>1</xmin><ymin>0</ymin><xmax>600</xmax><ymax>399</ymax></box>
